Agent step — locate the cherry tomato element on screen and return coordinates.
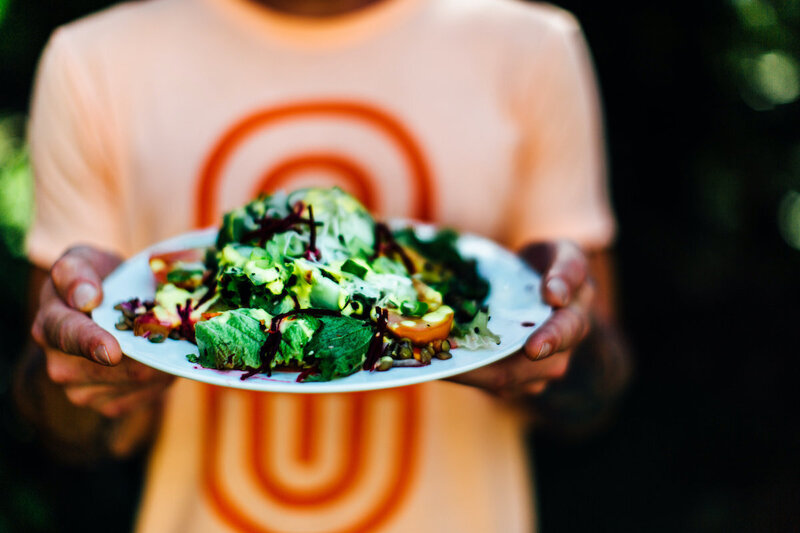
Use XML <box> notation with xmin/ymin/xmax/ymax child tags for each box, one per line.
<box><xmin>149</xmin><ymin>248</ymin><xmax>205</xmax><ymax>285</ymax></box>
<box><xmin>387</xmin><ymin>306</ymin><xmax>454</xmax><ymax>345</ymax></box>
<box><xmin>133</xmin><ymin>312</ymin><xmax>174</xmax><ymax>338</ymax></box>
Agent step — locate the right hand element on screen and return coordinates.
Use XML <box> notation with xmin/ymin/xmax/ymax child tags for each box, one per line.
<box><xmin>31</xmin><ymin>246</ymin><xmax>174</xmax><ymax>418</ymax></box>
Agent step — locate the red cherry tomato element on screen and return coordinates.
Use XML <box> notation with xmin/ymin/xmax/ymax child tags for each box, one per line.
<box><xmin>149</xmin><ymin>248</ymin><xmax>205</xmax><ymax>285</ymax></box>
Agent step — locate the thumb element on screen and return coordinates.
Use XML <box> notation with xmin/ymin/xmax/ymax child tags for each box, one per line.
<box><xmin>50</xmin><ymin>246</ymin><xmax>122</xmax><ymax>312</ymax></box>
<box><xmin>520</xmin><ymin>241</ymin><xmax>587</xmax><ymax>308</ymax></box>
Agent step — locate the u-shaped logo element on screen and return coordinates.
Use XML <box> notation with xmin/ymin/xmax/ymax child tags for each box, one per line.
<box><xmin>194</xmin><ymin>100</ymin><xmax>434</xmax><ymax>533</ymax></box>
<box><xmin>194</xmin><ymin>100</ymin><xmax>436</xmax><ymax>227</ymax></box>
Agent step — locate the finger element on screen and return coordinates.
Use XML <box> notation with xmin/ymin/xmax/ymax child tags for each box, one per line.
<box><xmin>50</xmin><ymin>246</ymin><xmax>121</xmax><ymax>312</ymax></box>
<box><xmin>542</xmin><ymin>242</ymin><xmax>588</xmax><ymax>307</ymax></box>
<box><xmin>523</xmin><ymin>351</ymin><xmax>570</xmax><ymax>382</ymax></box>
<box><xmin>448</xmin><ymin>351</ymin><xmax>571</xmax><ymax>394</ymax></box>
<box><xmin>34</xmin><ymin>293</ymin><xmax>123</xmax><ymax>365</ymax></box>
<box><xmin>524</xmin><ymin>308</ymin><xmax>589</xmax><ymax>360</ymax></box>
<box><xmin>95</xmin><ymin>382</ymin><xmax>172</xmax><ymax>418</ymax></box>
<box><xmin>520</xmin><ymin>241</ymin><xmax>588</xmax><ymax>307</ymax></box>
<box><xmin>64</xmin><ymin>380</ymin><xmax>169</xmax><ymax>417</ymax></box>
<box><xmin>64</xmin><ymin>383</ymin><xmax>129</xmax><ymax>408</ymax></box>
<box><xmin>46</xmin><ymin>348</ymin><xmax>169</xmax><ymax>386</ymax></box>
<box><xmin>447</xmin><ymin>357</ymin><xmax>517</xmax><ymax>393</ymax></box>
<box><xmin>524</xmin><ymin>285</ymin><xmax>592</xmax><ymax>360</ymax></box>
<box><xmin>523</xmin><ymin>381</ymin><xmax>548</xmax><ymax>395</ymax></box>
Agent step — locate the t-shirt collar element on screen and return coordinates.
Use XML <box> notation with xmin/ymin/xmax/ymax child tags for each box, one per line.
<box><xmin>200</xmin><ymin>0</ymin><xmax>427</xmax><ymax>50</ymax></box>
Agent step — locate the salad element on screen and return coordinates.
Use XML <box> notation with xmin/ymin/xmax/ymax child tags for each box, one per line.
<box><xmin>114</xmin><ymin>187</ymin><xmax>499</xmax><ymax>382</ymax></box>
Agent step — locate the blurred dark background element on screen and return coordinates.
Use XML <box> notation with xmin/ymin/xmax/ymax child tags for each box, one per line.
<box><xmin>1</xmin><ymin>0</ymin><xmax>799</xmax><ymax>531</ymax></box>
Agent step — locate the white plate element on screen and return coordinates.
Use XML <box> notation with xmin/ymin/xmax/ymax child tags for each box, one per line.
<box><xmin>92</xmin><ymin>224</ymin><xmax>552</xmax><ymax>393</ymax></box>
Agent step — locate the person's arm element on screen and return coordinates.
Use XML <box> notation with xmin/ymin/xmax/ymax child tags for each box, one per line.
<box><xmin>15</xmin><ymin>30</ymin><xmax>173</xmax><ymax>460</ymax></box>
<box><xmin>450</xmin><ymin>11</ymin><xmax>630</xmax><ymax>424</ymax></box>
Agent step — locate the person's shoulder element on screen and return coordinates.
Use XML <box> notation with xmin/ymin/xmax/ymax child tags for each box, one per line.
<box><xmin>50</xmin><ymin>0</ymin><xmax>191</xmax><ymax>53</ymax></box>
<box><xmin>438</xmin><ymin>0</ymin><xmax>580</xmax><ymax>31</ymax></box>
<box><xmin>434</xmin><ymin>0</ymin><xmax>582</xmax><ymax>56</ymax></box>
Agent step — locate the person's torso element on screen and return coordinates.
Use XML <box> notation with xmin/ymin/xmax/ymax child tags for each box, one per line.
<box><xmin>59</xmin><ymin>0</ymin><xmax>564</xmax><ymax>530</ymax></box>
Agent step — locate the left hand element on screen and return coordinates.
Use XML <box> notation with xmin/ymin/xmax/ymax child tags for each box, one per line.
<box><xmin>448</xmin><ymin>240</ymin><xmax>593</xmax><ymax>399</ymax></box>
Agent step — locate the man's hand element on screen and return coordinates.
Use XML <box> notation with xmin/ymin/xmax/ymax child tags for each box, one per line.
<box><xmin>30</xmin><ymin>246</ymin><xmax>174</xmax><ymax>418</ymax></box>
<box><xmin>448</xmin><ymin>240</ymin><xmax>593</xmax><ymax>399</ymax></box>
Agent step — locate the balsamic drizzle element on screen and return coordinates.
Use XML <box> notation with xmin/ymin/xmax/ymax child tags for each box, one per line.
<box><xmin>363</xmin><ymin>306</ymin><xmax>389</xmax><ymax>371</ymax></box>
<box><xmin>240</xmin><ymin>306</ymin><xmax>391</xmax><ymax>381</ymax></box>
<box><xmin>296</xmin><ymin>368</ymin><xmax>316</xmax><ymax>383</ymax></box>
<box><xmin>240</xmin><ymin>308</ymin><xmax>341</xmax><ymax>380</ymax></box>
<box><xmin>176</xmin><ymin>299</ymin><xmax>196</xmax><ymax>342</ymax></box>
<box><xmin>240</xmin><ymin>202</ymin><xmax>322</xmax><ymax>263</ymax></box>
<box><xmin>304</xmin><ymin>205</ymin><xmax>322</xmax><ymax>261</ymax></box>
<box><xmin>196</xmin><ymin>270</ymin><xmax>217</xmax><ymax>307</ymax></box>
<box><xmin>370</xmin><ymin>222</ymin><xmax>416</xmax><ymax>274</ymax></box>
<box><xmin>241</xmin><ymin>202</ymin><xmax>309</xmax><ymax>247</ymax></box>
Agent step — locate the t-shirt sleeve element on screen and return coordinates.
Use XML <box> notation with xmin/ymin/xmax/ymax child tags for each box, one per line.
<box><xmin>505</xmin><ymin>12</ymin><xmax>616</xmax><ymax>251</ymax></box>
<box><xmin>26</xmin><ymin>29</ymin><xmax>126</xmax><ymax>269</ymax></box>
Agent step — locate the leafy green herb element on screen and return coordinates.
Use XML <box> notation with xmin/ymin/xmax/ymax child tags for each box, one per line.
<box><xmin>400</xmin><ymin>300</ymin><xmax>429</xmax><ymax>317</ymax></box>
<box><xmin>166</xmin><ymin>267</ymin><xmax>205</xmax><ymax>284</ymax></box>
<box><xmin>341</xmin><ymin>259</ymin><xmax>369</xmax><ymax>279</ymax></box>
<box><xmin>303</xmin><ymin>316</ymin><xmax>374</xmax><ymax>381</ymax></box>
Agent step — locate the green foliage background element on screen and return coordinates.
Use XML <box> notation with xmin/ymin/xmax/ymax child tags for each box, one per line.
<box><xmin>1</xmin><ymin>0</ymin><xmax>799</xmax><ymax>531</ymax></box>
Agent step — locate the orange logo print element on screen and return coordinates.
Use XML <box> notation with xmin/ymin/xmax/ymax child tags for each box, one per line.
<box><xmin>194</xmin><ymin>100</ymin><xmax>435</xmax><ymax>533</ymax></box>
<box><xmin>195</xmin><ymin>100</ymin><xmax>436</xmax><ymax>227</ymax></box>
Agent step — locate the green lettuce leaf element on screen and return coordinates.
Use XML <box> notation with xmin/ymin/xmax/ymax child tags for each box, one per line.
<box><xmin>450</xmin><ymin>310</ymin><xmax>500</xmax><ymax>350</ymax></box>
<box><xmin>288</xmin><ymin>187</ymin><xmax>376</xmax><ymax>259</ymax></box>
<box><xmin>276</xmin><ymin>315</ymin><xmax>321</xmax><ymax>368</ymax></box>
<box><xmin>194</xmin><ymin>309</ymin><xmax>270</xmax><ymax>369</ymax></box>
<box><xmin>303</xmin><ymin>316</ymin><xmax>374</xmax><ymax>381</ymax></box>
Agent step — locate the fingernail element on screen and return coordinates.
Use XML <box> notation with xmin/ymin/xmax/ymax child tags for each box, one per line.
<box><xmin>546</xmin><ymin>278</ymin><xmax>568</xmax><ymax>306</ymax></box>
<box><xmin>72</xmin><ymin>282</ymin><xmax>99</xmax><ymax>311</ymax></box>
<box><xmin>94</xmin><ymin>345</ymin><xmax>112</xmax><ymax>366</ymax></box>
<box><xmin>537</xmin><ymin>343</ymin><xmax>552</xmax><ymax>360</ymax></box>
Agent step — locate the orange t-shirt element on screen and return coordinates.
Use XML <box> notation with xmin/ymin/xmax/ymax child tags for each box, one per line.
<box><xmin>27</xmin><ymin>0</ymin><xmax>615</xmax><ymax>531</ymax></box>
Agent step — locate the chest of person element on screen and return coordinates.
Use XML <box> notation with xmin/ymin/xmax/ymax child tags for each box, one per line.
<box><xmin>110</xmin><ymin>28</ymin><xmax>523</xmax><ymax>242</ymax></box>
